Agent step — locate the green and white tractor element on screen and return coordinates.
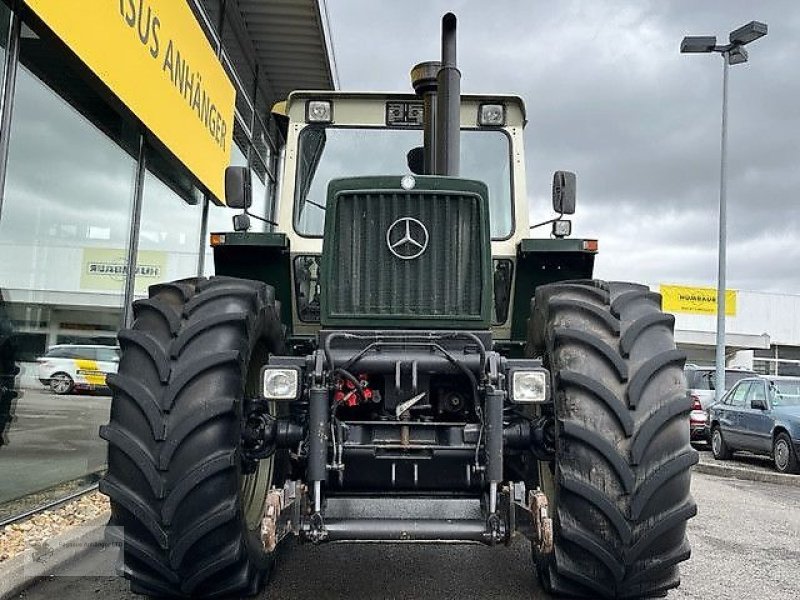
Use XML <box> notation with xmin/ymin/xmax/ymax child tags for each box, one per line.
<box><xmin>101</xmin><ymin>13</ymin><xmax>696</xmax><ymax>599</ymax></box>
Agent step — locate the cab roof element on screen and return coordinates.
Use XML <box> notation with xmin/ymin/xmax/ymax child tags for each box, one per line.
<box><xmin>274</xmin><ymin>90</ymin><xmax>527</xmax><ymax>127</ymax></box>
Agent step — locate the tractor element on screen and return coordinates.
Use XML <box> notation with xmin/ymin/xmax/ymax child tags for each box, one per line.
<box><xmin>100</xmin><ymin>13</ymin><xmax>696</xmax><ymax>599</ymax></box>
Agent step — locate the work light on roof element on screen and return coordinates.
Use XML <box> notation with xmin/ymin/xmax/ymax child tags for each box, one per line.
<box><xmin>306</xmin><ymin>100</ymin><xmax>332</xmax><ymax>123</ymax></box>
<box><xmin>478</xmin><ymin>103</ymin><xmax>505</xmax><ymax>126</ymax></box>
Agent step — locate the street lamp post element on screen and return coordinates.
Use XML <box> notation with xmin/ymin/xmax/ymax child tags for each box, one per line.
<box><xmin>681</xmin><ymin>21</ymin><xmax>767</xmax><ymax>404</ymax></box>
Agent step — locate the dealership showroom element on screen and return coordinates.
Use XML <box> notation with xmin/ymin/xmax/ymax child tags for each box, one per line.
<box><xmin>0</xmin><ymin>0</ymin><xmax>334</xmax><ymax>511</ymax></box>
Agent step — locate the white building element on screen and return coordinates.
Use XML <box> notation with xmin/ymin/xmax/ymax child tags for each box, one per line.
<box><xmin>658</xmin><ymin>284</ymin><xmax>800</xmax><ymax>375</ymax></box>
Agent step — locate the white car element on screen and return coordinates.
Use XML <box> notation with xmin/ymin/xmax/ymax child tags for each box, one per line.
<box><xmin>36</xmin><ymin>344</ymin><xmax>119</xmax><ymax>394</ymax></box>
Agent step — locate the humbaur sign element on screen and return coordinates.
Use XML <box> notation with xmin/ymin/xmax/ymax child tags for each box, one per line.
<box><xmin>80</xmin><ymin>248</ymin><xmax>166</xmax><ymax>293</ymax></box>
<box><xmin>661</xmin><ymin>284</ymin><xmax>737</xmax><ymax>316</ymax></box>
<box><xmin>25</xmin><ymin>0</ymin><xmax>235</xmax><ymax>202</ymax></box>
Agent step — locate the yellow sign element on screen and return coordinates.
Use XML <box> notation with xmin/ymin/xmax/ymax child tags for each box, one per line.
<box><xmin>660</xmin><ymin>285</ymin><xmax>737</xmax><ymax>316</ymax></box>
<box><xmin>26</xmin><ymin>0</ymin><xmax>235</xmax><ymax>201</ymax></box>
<box><xmin>81</xmin><ymin>248</ymin><xmax>167</xmax><ymax>293</ymax></box>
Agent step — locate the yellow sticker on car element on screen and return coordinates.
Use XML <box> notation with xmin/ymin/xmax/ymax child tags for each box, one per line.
<box><xmin>74</xmin><ymin>359</ymin><xmax>107</xmax><ymax>386</ymax></box>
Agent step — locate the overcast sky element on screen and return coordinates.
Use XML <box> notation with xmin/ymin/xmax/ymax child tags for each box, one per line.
<box><xmin>326</xmin><ymin>1</ymin><xmax>800</xmax><ymax>294</ymax></box>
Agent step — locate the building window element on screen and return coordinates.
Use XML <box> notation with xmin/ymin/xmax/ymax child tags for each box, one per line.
<box><xmin>0</xmin><ymin>31</ymin><xmax>138</xmax><ymax>511</ymax></box>
<box><xmin>134</xmin><ymin>170</ymin><xmax>203</xmax><ymax>295</ymax></box>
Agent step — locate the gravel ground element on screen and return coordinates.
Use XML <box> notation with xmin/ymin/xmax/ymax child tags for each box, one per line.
<box><xmin>13</xmin><ymin>471</ymin><xmax>800</xmax><ymax>600</ymax></box>
<box><xmin>0</xmin><ymin>492</ymin><xmax>109</xmax><ymax>562</ymax></box>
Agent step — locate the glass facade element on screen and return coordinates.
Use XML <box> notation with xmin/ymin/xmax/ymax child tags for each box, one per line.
<box><xmin>0</xmin><ymin>0</ymin><xmax>282</xmax><ymax>517</ymax></box>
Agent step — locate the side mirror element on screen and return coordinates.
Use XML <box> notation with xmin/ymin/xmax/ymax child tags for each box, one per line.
<box><xmin>751</xmin><ymin>397</ymin><xmax>768</xmax><ymax>410</ymax></box>
<box><xmin>225</xmin><ymin>166</ymin><xmax>252</xmax><ymax>209</ymax></box>
<box><xmin>552</xmin><ymin>171</ymin><xmax>576</xmax><ymax>215</ymax></box>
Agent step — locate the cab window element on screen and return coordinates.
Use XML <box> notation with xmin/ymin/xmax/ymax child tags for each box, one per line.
<box><xmin>294</xmin><ymin>126</ymin><xmax>513</xmax><ymax>239</ymax></box>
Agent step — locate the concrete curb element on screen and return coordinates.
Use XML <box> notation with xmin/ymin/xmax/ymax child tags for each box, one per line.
<box><xmin>694</xmin><ymin>461</ymin><xmax>800</xmax><ymax>488</ymax></box>
<box><xmin>0</xmin><ymin>511</ymin><xmax>111</xmax><ymax>600</ymax></box>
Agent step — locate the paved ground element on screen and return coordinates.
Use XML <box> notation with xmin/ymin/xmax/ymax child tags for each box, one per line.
<box><xmin>693</xmin><ymin>442</ymin><xmax>778</xmax><ymax>472</ymax></box>
<box><xmin>0</xmin><ymin>389</ymin><xmax>109</xmax><ymax>507</ymax></box>
<box><xmin>14</xmin><ymin>471</ymin><xmax>800</xmax><ymax>600</ymax></box>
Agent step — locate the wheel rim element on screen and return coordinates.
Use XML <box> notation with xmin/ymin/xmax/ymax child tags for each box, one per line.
<box><xmin>712</xmin><ymin>430</ymin><xmax>722</xmax><ymax>456</ymax></box>
<box><xmin>775</xmin><ymin>439</ymin><xmax>790</xmax><ymax>471</ymax></box>
<box><xmin>241</xmin><ymin>454</ymin><xmax>274</xmax><ymax>530</ymax></box>
<box><xmin>240</xmin><ymin>343</ymin><xmax>275</xmax><ymax>531</ymax></box>
<box><xmin>51</xmin><ymin>374</ymin><xmax>70</xmax><ymax>394</ymax></box>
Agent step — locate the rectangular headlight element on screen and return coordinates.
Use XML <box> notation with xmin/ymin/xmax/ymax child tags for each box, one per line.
<box><xmin>511</xmin><ymin>370</ymin><xmax>549</xmax><ymax>403</ymax></box>
<box><xmin>262</xmin><ymin>367</ymin><xmax>300</xmax><ymax>400</ymax></box>
<box><xmin>306</xmin><ymin>100</ymin><xmax>332</xmax><ymax>123</ymax></box>
<box><xmin>478</xmin><ymin>103</ymin><xmax>505</xmax><ymax>126</ymax></box>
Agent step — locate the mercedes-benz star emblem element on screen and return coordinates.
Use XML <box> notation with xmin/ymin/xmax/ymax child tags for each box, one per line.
<box><xmin>386</xmin><ymin>217</ymin><xmax>429</xmax><ymax>260</ymax></box>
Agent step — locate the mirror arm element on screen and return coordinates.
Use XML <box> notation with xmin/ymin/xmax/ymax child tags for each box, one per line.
<box><xmin>245</xmin><ymin>210</ymin><xmax>278</xmax><ymax>227</ymax></box>
<box><xmin>529</xmin><ymin>211</ymin><xmax>565</xmax><ymax>231</ymax></box>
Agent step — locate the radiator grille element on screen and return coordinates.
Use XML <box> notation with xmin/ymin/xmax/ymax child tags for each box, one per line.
<box><xmin>327</xmin><ymin>191</ymin><xmax>484</xmax><ymax>320</ymax></box>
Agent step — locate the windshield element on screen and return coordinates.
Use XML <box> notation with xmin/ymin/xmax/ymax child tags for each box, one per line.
<box><xmin>768</xmin><ymin>379</ymin><xmax>800</xmax><ymax>407</ymax></box>
<box><xmin>294</xmin><ymin>127</ymin><xmax>513</xmax><ymax>239</ymax></box>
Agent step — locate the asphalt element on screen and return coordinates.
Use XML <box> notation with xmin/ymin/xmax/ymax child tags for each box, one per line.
<box><xmin>0</xmin><ymin>389</ymin><xmax>110</xmax><ymax>507</ymax></box>
<box><xmin>12</xmin><ymin>471</ymin><xmax>800</xmax><ymax>600</ymax></box>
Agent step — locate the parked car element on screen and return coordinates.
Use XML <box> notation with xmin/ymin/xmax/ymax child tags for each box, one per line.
<box><xmin>36</xmin><ymin>344</ymin><xmax>119</xmax><ymax>395</ymax></box>
<box><xmin>684</xmin><ymin>364</ymin><xmax>756</xmax><ymax>443</ymax></box>
<box><xmin>708</xmin><ymin>376</ymin><xmax>800</xmax><ymax>474</ymax></box>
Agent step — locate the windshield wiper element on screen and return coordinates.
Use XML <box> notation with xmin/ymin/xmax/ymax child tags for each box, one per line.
<box><xmin>305</xmin><ymin>198</ymin><xmax>327</xmax><ymax>211</ymax></box>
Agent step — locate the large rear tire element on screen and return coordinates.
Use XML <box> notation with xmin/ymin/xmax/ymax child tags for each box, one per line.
<box><xmin>100</xmin><ymin>276</ymin><xmax>285</xmax><ymax>598</ymax></box>
<box><xmin>529</xmin><ymin>280</ymin><xmax>697</xmax><ymax>599</ymax></box>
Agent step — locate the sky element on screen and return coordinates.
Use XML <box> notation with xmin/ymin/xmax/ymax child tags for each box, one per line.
<box><xmin>325</xmin><ymin>1</ymin><xmax>800</xmax><ymax>294</ymax></box>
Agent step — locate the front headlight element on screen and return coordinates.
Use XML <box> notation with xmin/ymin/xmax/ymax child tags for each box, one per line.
<box><xmin>511</xmin><ymin>370</ymin><xmax>549</xmax><ymax>403</ymax></box>
<box><xmin>262</xmin><ymin>367</ymin><xmax>300</xmax><ymax>400</ymax></box>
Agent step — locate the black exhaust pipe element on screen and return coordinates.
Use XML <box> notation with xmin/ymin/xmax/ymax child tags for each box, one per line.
<box><xmin>435</xmin><ymin>13</ymin><xmax>460</xmax><ymax>176</ymax></box>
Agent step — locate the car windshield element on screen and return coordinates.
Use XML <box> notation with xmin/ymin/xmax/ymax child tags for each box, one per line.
<box><xmin>294</xmin><ymin>126</ymin><xmax>513</xmax><ymax>239</ymax></box>
<box><xmin>692</xmin><ymin>369</ymin><xmax>754</xmax><ymax>391</ymax></box>
<box><xmin>768</xmin><ymin>380</ymin><xmax>800</xmax><ymax>407</ymax></box>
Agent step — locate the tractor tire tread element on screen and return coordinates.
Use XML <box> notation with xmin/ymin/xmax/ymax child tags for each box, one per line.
<box><xmin>530</xmin><ymin>279</ymin><xmax>695</xmax><ymax>599</ymax></box>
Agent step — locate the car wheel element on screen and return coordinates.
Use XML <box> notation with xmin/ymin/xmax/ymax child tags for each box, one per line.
<box><xmin>50</xmin><ymin>372</ymin><xmax>74</xmax><ymax>395</ymax></box>
<box><xmin>711</xmin><ymin>426</ymin><xmax>731</xmax><ymax>460</ymax></box>
<box><xmin>773</xmin><ymin>432</ymin><xmax>799</xmax><ymax>474</ymax></box>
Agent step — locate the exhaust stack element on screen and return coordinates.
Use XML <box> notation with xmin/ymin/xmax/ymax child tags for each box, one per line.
<box><xmin>411</xmin><ymin>14</ymin><xmax>461</xmax><ymax>177</ymax></box>
<box><xmin>435</xmin><ymin>13</ymin><xmax>460</xmax><ymax>176</ymax></box>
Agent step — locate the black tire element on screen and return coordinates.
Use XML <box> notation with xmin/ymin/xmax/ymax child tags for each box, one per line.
<box><xmin>100</xmin><ymin>276</ymin><xmax>285</xmax><ymax>598</ymax></box>
<box><xmin>710</xmin><ymin>425</ymin><xmax>731</xmax><ymax>460</ymax></box>
<box><xmin>50</xmin><ymin>372</ymin><xmax>74</xmax><ymax>395</ymax></box>
<box><xmin>773</xmin><ymin>432</ymin><xmax>799</xmax><ymax>474</ymax></box>
<box><xmin>529</xmin><ymin>280</ymin><xmax>697</xmax><ymax>599</ymax></box>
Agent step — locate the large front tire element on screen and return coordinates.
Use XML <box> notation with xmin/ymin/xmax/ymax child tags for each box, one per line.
<box><xmin>100</xmin><ymin>277</ymin><xmax>284</xmax><ymax>598</ymax></box>
<box><xmin>529</xmin><ymin>280</ymin><xmax>697</xmax><ymax>599</ymax></box>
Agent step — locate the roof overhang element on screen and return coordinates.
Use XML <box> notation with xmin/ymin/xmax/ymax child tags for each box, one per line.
<box><xmin>231</xmin><ymin>0</ymin><xmax>338</xmax><ymax>108</ymax></box>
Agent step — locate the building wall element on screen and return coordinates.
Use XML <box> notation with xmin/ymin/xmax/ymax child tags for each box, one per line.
<box><xmin>671</xmin><ymin>289</ymin><xmax>800</xmax><ymax>347</ymax></box>
<box><xmin>0</xmin><ymin>0</ymin><xmax>279</xmax><ymax>363</ymax></box>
